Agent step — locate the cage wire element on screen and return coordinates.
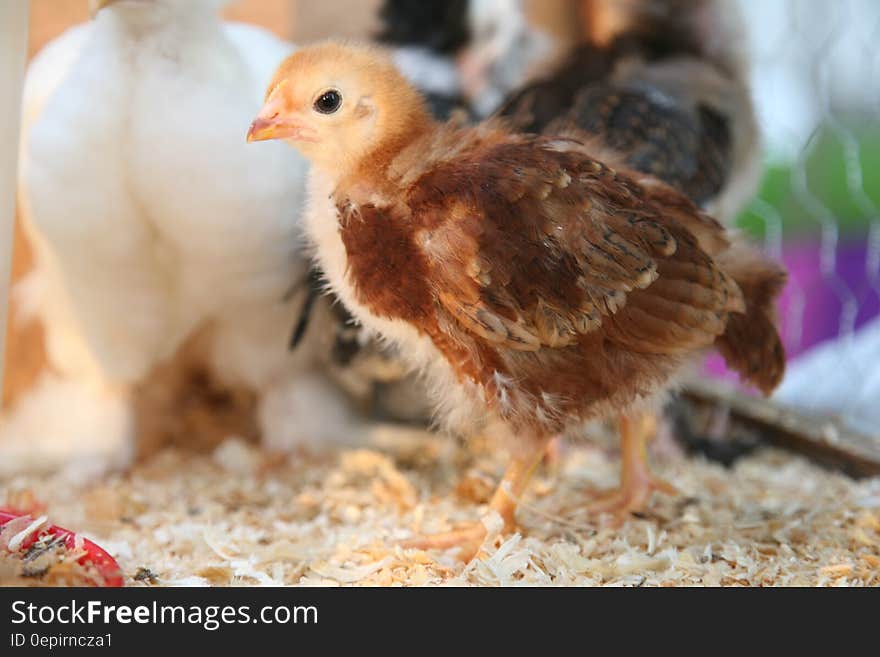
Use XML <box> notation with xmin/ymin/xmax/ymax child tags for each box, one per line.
<box><xmin>725</xmin><ymin>0</ymin><xmax>880</xmax><ymax>438</ymax></box>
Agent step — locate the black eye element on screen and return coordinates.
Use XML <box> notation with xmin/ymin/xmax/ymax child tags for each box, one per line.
<box><xmin>314</xmin><ymin>90</ymin><xmax>342</xmax><ymax>114</ymax></box>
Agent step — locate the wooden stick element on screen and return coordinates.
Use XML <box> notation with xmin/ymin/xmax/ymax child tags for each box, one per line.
<box><xmin>0</xmin><ymin>1</ymin><xmax>30</xmax><ymax>391</ymax></box>
<box><xmin>681</xmin><ymin>379</ymin><xmax>880</xmax><ymax>478</ymax></box>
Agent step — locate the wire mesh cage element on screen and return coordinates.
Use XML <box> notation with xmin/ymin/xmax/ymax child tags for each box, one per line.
<box><xmin>731</xmin><ymin>0</ymin><xmax>880</xmax><ymax>438</ymax></box>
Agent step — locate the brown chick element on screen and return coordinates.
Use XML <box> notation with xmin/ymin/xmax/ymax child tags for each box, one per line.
<box><xmin>500</xmin><ymin>0</ymin><xmax>760</xmax><ymax>223</ymax></box>
<box><xmin>248</xmin><ymin>42</ymin><xmax>786</xmax><ymax>561</ymax></box>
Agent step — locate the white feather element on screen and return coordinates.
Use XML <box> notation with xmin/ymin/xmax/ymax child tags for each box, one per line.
<box><xmin>464</xmin><ymin>0</ymin><xmax>551</xmax><ymax>117</ymax></box>
<box><xmin>387</xmin><ymin>0</ymin><xmax>550</xmax><ymax>119</ymax></box>
<box><xmin>5</xmin><ymin>0</ymin><xmax>337</xmax><ymax>475</ymax></box>
<box><xmin>392</xmin><ymin>47</ymin><xmax>461</xmax><ymax>97</ymax></box>
<box><xmin>0</xmin><ymin>373</ymin><xmax>134</xmax><ymax>483</ymax></box>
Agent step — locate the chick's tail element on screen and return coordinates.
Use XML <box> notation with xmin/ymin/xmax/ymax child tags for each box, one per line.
<box><xmin>714</xmin><ymin>243</ymin><xmax>787</xmax><ymax>396</ymax></box>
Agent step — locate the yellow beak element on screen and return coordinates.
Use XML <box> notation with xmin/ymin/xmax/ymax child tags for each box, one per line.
<box><xmin>246</xmin><ymin>117</ymin><xmax>312</xmax><ymax>143</ymax></box>
<box><xmin>246</xmin><ymin>94</ymin><xmax>316</xmax><ymax>144</ymax></box>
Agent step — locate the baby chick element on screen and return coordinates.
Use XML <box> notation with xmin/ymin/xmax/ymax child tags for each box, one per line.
<box><xmin>6</xmin><ymin>0</ymin><xmax>352</xmax><ymax>476</ymax></box>
<box><xmin>249</xmin><ymin>42</ymin><xmax>786</xmax><ymax>560</ymax></box>
<box><xmin>500</xmin><ymin>0</ymin><xmax>761</xmax><ymax>223</ymax></box>
<box><xmin>321</xmin><ymin>0</ymin><xmax>757</xmax><ymax>394</ymax></box>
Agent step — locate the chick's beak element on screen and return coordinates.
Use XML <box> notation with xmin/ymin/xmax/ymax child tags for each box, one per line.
<box><xmin>247</xmin><ymin>96</ymin><xmax>316</xmax><ymax>144</ymax></box>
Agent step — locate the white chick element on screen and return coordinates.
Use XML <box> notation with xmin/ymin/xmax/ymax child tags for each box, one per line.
<box><xmin>2</xmin><ymin>0</ymin><xmax>352</xmax><ymax>478</ymax></box>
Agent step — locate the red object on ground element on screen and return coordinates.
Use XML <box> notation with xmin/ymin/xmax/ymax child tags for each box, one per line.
<box><xmin>0</xmin><ymin>508</ymin><xmax>124</xmax><ymax>587</ymax></box>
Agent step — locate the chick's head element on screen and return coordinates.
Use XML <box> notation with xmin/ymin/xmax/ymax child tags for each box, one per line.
<box><xmin>248</xmin><ymin>42</ymin><xmax>431</xmax><ymax>175</ymax></box>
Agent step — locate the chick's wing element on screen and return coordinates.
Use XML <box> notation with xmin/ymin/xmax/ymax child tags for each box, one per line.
<box><xmin>405</xmin><ymin>136</ymin><xmax>744</xmax><ymax>354</ymax></box>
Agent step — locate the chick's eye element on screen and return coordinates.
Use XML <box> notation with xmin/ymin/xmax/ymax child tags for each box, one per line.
<box><xmin>314</xmin><ymin>90</ymin><xmax>342</xmax><ymax>114</ymax></box>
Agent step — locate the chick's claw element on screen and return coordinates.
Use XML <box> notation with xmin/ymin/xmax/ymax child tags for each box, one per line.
<box><xmin>585</xmin><ymin>472</ymin><xmax>679</xmax><ymax>526</ymax></box>
<box><xmin>402</xmin><ymin>447</ymin><xmax>544</xmax><ymax>562</ymax></box>
<box><xmin>586</xmin><ymin>414</ymin><xmax>679</xmax><ymax>525</ymax></box>
<box><xmin>401</xmin><ymin>522</ymin><xmax>491</xmax><ymax>563</ymax></box>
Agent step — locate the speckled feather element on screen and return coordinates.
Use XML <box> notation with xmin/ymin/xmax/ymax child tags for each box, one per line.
<box><xmin>496</xmin><ymin>0</ymin><xmax>752</xmax><ymax>210</ymax></box>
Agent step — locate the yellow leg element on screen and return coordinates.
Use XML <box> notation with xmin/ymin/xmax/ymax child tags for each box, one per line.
<box><xmin>543</xmin><ymin>436</ymin><xmax>564</xmax><ymax>468</ymax></box>
<box><xmin>402</xmin><ymin>443</ymin><xmax>545</xmax><ymax>561</ymax></box>
<box><xmin>586</xmin><ymin>413</ymin><xmax>677</xmax><ymax>523</ymax></box>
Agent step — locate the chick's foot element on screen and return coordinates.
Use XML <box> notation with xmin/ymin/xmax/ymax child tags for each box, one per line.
<box><xmin>585</xmin><ymin>470</ymin><xmax>678</xmax><ymax>525</ymax></box>
<box><xmin>402</xmin><ymin>443</ymin><xmax>546</xmax><ymax>562</ymax></box>
<box><xmin>586</xmin><ymin>414</ymin><xmax>678</xmax><ymax>525</ymax></box>
<box><xmin>401</xmin><ymin>521</ymin><xmax>491</xmax><ymax>563</ymax></box>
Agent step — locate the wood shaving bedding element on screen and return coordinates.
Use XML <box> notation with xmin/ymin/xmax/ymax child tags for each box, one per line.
<box><xmin>1</xmin><ymin>435</ymin><xmax>878</xmax><ymax>587</ymax></box>
<box><xmin>0</xmin><ymin>532</ymin><xmax>111</xmax><ymax>587</ymax></box>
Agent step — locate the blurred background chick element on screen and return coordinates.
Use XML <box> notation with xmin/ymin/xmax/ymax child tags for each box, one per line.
<box><xmin>377</xmin><ymin>0</ymin><xmax>556</xmax><ymax>120</ymax></box>
<box><xmin>1</xmin><ymin>0</ymin><xmax>360</xmax><ymax>479</ymax></box>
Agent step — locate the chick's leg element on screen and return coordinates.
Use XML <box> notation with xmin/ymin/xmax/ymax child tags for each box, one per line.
<box><xmin>402</xmin><ymin>443</ymin><xmax>545</xmax><ymax>562</ymax></box>
<box><xmin>586</xmin><ymin>413</ymin><xmax>677</xmax><ymax>522</ymax></box>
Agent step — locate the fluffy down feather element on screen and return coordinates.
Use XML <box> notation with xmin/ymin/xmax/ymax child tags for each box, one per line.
<box><xmin>499</xmin><ymin>0</ymin><xmax>761</xmax><ymax>222</ymax></box>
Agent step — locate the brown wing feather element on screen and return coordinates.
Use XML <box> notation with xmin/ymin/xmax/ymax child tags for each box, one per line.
<box><xmin>406</xmin><ymin>136</ymin><xmax>743</xmax><ymax>355</ymax></box>
<box><xmin>336</xmin><ymin>128</ymin><xmax>783</xmax><ymax>430</ymax></box>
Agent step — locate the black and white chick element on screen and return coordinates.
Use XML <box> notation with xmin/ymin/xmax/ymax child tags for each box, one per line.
<box><xmin>377</xmin><ymin>0</ymin><xmax>551</xmax><ymax>119</ymax></box>
<box><xmin>499</xmin><ymin>0</ymin><xmax>761</xmax><ymax>223</ymax></box>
